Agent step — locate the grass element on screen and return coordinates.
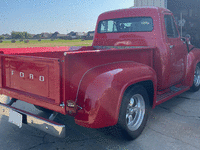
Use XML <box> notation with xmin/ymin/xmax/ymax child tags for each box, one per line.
<box><xmin>0</xmin><ymin>39</ymin><xmax>93</xmax><ymax>48</ymax></box>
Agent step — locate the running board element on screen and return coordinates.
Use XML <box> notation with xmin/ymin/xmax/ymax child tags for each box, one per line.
<box><xmin>156</xmin><ymin>86</ymin><xmax>190</xmax><ymax>106</ymax></box>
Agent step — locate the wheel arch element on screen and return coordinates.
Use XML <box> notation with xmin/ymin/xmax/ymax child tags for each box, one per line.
<box><xmin>184</xmin><ymin>49</ymin><xmax>200</xmax><ymax>87</ymax></box>
<box><xmin>122</xmin><ymin>80</ymin><xmax>154</xmax><ymax>108</ymax></box>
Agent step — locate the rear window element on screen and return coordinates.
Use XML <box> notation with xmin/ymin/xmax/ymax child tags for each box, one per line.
<box><xmin>98</xmin><ymin>17</ymin><xmax>153</xmax><ymax>33</ymax></box>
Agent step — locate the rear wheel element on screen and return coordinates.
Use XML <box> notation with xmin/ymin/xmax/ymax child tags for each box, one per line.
<box><xmin>117</xmin><ymin>85</ymin><xmax>150</xmax><ymax>140</ymax></box>
<box><xmin>190</xmin><ymin>63</ymin><xmax>200</xmax><ymax>92</ymax></box>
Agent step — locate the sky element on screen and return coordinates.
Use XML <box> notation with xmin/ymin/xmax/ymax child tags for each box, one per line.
<box><xmin>0</xmin><ymin>0</ymin><xmax>134</xmax><ymax>35</ymax></box>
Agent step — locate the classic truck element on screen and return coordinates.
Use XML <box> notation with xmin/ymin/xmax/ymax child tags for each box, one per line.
<box><xmin>0</xmin><ymin>6</ymin><xmax>200</xmax><ymax>140</ymax></box>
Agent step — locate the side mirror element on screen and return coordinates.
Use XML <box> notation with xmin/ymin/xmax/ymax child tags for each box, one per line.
<box><xmin>185</xmin><ymin>34</ymin><xmax>191</xmax><ymax>44</ymax></box>
<box><xmin>182</xmin><ymin>34</ymin><xmax>193</xmax><ymax>53</ymax></box>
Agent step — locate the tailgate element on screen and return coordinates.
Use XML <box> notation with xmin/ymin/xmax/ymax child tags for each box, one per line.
<box><xmin>0</xmin><ymin>54</ymin><xmax>61</xmax><ymax>105</ymax></box>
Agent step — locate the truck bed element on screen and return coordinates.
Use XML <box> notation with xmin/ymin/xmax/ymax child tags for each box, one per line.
<box><xmin>0</xmin><ymin>46</ymin><xmax>155</xmax><ymax>115</ymax></box>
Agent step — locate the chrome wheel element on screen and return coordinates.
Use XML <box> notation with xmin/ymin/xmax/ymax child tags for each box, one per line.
<box><xmin>194</xmin><ymin>66</ymin><xmax>200</xmax><ymax>87</ymax></box>
<box><xmin>126</xmin><ymin>94</ymin><xmax>145</xmax><ymax>131</ymax></box>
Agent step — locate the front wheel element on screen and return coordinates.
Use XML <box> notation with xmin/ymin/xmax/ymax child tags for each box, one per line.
<box><xmin>190</xmin><ymin>63</ymin><xmax>200</xmax><ymax>92</ymax></box>
<box><xmin>117</xmin><ymin>85</ymin><xmax>150</xmax><ymax>140</ymax></box>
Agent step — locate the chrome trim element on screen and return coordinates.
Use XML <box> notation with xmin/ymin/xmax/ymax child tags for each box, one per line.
<box><xmin>93</xmin><ymin>46</ymin><xmax>152</xmax><ymax>50</ymax></box>
<box><xmin>0</xmin><ymin>102</ymin><xmax>65</xmax><ymax>138</ymax></box>
<box><xmin>49</xmin><ymin>112</ymin><xmax>58</xmax><ymax>121</ymax></box>
<box><xmin>64</xmin><ymin>52</ymin><xmax>67</xmax><ymax>56</ymax></box>
<box><xmin>77</xmin><ymin>105</ymin><xmax>83</xmax><ymax>110</ymax></box>
<box><xmin>59</xmin><ymin>102</ymin><xmax>65</xmax><ymax>108</ymax></box>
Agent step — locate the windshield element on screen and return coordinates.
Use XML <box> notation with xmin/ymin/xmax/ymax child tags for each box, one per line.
<box><xmin>98</xmin><ymin>17</ymin><xmax>153</xmax><ymax>33</ymax></box>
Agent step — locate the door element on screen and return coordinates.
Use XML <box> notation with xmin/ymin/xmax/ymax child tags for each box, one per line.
<box><xmin>164</xmin><ymin>14</ymin><xmax>188</xmax><ymax>86</ymax></box>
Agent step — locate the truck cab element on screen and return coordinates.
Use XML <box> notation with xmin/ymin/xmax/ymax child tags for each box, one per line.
<box><xmin>93</xmin><ymin>7</ymin><xmax>190</xmax><ymax>91</ymax></box>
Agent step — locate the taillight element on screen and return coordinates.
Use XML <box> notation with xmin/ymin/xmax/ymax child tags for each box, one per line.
<box><xmin>66</xmin><ymin>100</ymin><xmax>77</xmax><ymax>115</ymax></box>
<box><xmin>67</xmin><ymin>100</ymin><xmax>75</xmax><ymax>108</ymax></box>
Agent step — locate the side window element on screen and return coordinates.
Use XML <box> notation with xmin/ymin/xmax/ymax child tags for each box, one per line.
<box><xmin>164</xmin><ymin>15</ymin><xmax>179</xmax><ymax>38</ymax></box>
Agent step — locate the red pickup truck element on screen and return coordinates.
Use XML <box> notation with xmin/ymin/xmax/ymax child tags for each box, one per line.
<box><xmin>0</xmin><ymin>6</ymin><xmax>200</xmax><ymax>140</ymax></box>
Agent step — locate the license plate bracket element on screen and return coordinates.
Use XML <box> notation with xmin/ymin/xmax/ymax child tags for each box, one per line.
<box><xmin>9</xmin><ymin>109</ymin><xmax>22</xmax><ymax>128</ymax></box>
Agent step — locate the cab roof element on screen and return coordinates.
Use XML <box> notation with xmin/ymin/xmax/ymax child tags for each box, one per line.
<box><xmin>98</xmin><ymin>6</ymin><xmax>171</xmax><ymax>21</ymax></box>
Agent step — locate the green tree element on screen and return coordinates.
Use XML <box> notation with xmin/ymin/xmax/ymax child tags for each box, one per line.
<box><xmin>24</xmin><ymin>32</ymin><xmax>32</xmax><ymax>39</ymax></box>
<box><xmin>11</xmin><ymin>31</ymin><xmax>22</xmax><ymax>39</ymax></box>
<box><xmin>11</xmin><ymin>31</ymin><xmax>32</xmax><ymax>39</ymax></box>
<box><xmin>0</xmin><ymin>35</ymin><xmax>5</xmax><ymax>40</ymax></box>
<box><xmin>34</xmin><ymin>34</ymin><xmax>41</xmax><ymax>39</ymax></box>
<box><xmin>37</xmin><ymin>34</ymin><xmax>41</xmax><ymax>39</ymax></box>
<box><xmin>20</xmin><ymin>32</ymin><xmax>25</xmax><ymax>39</ymax></box>
<box><xmin>11</xmin><ymin>31</ymin><xmax>17</xmax><ymax>39</ymax></box>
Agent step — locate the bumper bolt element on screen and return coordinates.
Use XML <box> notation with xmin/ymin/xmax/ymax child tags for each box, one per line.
<box><xmin>46</xmin><ymin>126</ymin><xmax>49</xmax><ymax>130</ymax></box>
<box><xmin>64</xmin><ymin>52</ymin><xmax>67</xmax><ymax>56</ymax></box>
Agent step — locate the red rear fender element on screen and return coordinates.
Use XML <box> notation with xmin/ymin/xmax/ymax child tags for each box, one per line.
<box><xmin>74</xmin><ymin>62</ymin><xmax>157</xmax><ymax>128</ymax></box>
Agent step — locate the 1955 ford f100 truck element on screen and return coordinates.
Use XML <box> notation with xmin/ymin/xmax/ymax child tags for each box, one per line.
<box><xmin>0</xmin><ymin>6</ymin><xmax>200</xmax><ymax>140</ymax></box>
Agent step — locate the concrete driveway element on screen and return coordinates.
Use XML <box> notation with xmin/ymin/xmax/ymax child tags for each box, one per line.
<box><xmin>0</xmin><ymin>90</ymin><xmax>200</xmax><ymax>150</ymax></box>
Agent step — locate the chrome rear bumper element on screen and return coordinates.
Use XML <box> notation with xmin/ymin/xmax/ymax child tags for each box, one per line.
<box><xmin>0</xmin><ymin>102</ymin><xmax>65</xmax><ymax>138</ymax></box>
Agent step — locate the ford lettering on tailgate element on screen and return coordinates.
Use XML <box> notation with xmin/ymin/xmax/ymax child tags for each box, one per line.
<box><xmin>9</xmin><ymin>61</ymin><xmax>49</xmax><ymax>97</ymax></box>
<box><xmin>4</xmin><ymin>56</ymin><xmax>61</xmax><ymax>104</ymax></box>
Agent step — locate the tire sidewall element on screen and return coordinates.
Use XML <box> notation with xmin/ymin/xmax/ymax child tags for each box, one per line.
<box><xmin>191</xmin><ymin>63</ymin><xmax>200</xmax><ymax>92</ymax></box>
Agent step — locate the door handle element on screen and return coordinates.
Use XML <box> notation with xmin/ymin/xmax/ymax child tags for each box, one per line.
<box><xmin>169</xmin><ymin>45</ymin><xmax>174</xmax><ymax>49</ymax></box>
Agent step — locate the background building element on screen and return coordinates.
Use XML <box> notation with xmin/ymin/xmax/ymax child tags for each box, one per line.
<box><xmin>134</xmin><ymin>0</ymin><xmax>167</xmax><ymax>8</ymax></box>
